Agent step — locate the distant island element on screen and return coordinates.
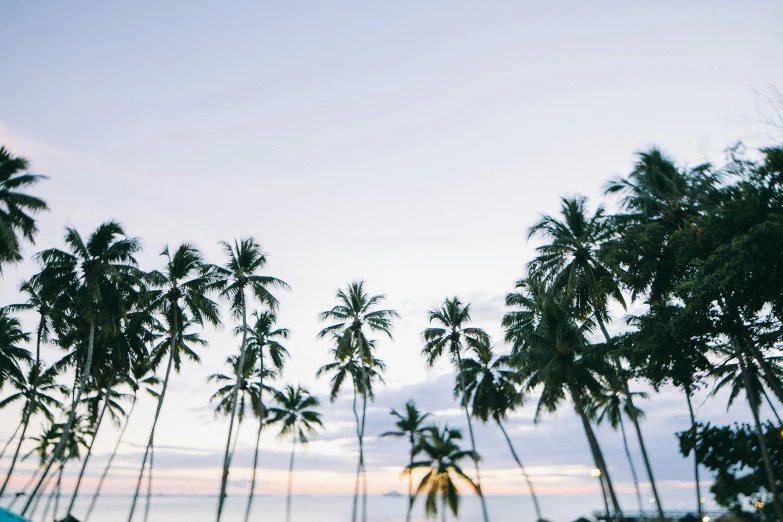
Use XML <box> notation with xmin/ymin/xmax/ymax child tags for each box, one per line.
<box><xmin>383</xmin><ymin>491</ymin><xmax>403</xmax><ymax>497</ymax></box>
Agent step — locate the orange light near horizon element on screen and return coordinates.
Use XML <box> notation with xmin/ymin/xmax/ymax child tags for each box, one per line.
<box><xmin>590</xmin><ymin>468</ymin><xmax>601</xmax><ymax>477</ymax></box>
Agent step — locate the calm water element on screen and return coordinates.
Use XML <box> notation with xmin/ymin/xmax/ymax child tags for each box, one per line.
<box><xmin>39</xmin><ymin>493</ymin><xmax>709</xmax><ymax>522</ymax></box>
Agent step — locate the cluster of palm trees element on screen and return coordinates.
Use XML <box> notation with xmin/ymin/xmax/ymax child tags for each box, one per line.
<box><xmin>2</xmin><ymin>140</ymin><xmax>783</xmax><ymax>522</ymax></box>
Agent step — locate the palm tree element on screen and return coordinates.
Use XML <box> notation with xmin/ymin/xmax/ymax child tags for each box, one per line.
<box><xmin>0</xmin><ymin>309</ymin><xmax>30</xmax><ymax>390</ymax></box>
<box><xmin>23</xmin><ymin>221</ymin><xmax>142</xmax><ymax>516</ymax></box>
<box><xmin>126</xmin><ymin>243</ymin><xmax>219</xmax><ymax>521</ymax></box>
<box><xmin>0</xmin><ymin>362</ymin><xmax>65</xmax><ymax>497</ymax></box>
<box><xmin>242</xmin><ymin>310</ymin><xmax>289</xmax><ymax>522</ymax></box>
<box><xmin>503</xmin><ymin>279</ymin><xmax>624</xmax><ymax>517</ymax></box>
<box><xmin>457</xmin><ymin>340</ymin><xmax>543</xmax><ymax>521</ymax></box>
<box><xmin>410</xmin><ymin>425</ymin><xmax>479</xmax><ymax>522</ymax></box>
<box><xmin>422</xmin><ymin>297</ymin><xmax>490</xmax><ymax>522</ymax></box>
<box><xmin>213</xmin><ymin>238</ymin><xmax>289</xmax><ymax>521</ymax></box>
<box><xmin>380</xmin><ymin>401</ymin><xmax>431</xmax><ymax>522</ymax></box>
<box><xmin>267</xmin><ymin>385</ymin><xmax>323</xmax><ymax>522</ymax></box>
<box><xmin>528</xmin><ymin>196</ymin><xmax>664</xmax><ymax>518</ymax></box>
<box><xmin>0</xmin><ymin>146</ymin><xmax>48</xmax><ymax>271</ymax></box>
<box><xmin>318</xmin><ymin>281</ymin><xmax>398</xmax><ymax>522</ymax></box>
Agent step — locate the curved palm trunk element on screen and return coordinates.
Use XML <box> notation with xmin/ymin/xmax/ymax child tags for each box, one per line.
<box><xmin>0</xmin><ymin>404</ymin><xmax>32</xmax><ymax>496</ymax></box>
<box><xmin>286</xmin><ymin>437</ymin><xmax>296</xmax><ymax>522</ymax></box>
<box><xmin>684</xmin><ymin>385</ymin><xmax>703</xmax><ymax>521</ymax></box>
<box><xmin>22</xmin><ymin>321</ymin><xmax>95</xmax><ymax>516</ymax></box>
<box><xmin>144</xmin><ymin>442</ymin><xmax>154</xmax><ymax>522</ymax></box>
<box><xmin>128</xmin><ymin>312</ymin><xmax>177</xmax><ymax>522</ymax></box>
<box><xmin>572</xmin><ymin>389</ymin><xmax>623</xmax><ymax>518</ymax></box>
<box><xmin>8</xmin><ymin>467</ymin><xmax>41</xmax><ymax>510</ymax></box>
<box><xmin>455</xmin><ymin>351</ymin><xmax>490</xmax><ymax>522</ymax></box>
<box><xmin>85</xmin><ymin>395</ymin><xmax>137</xmax><ymax>522</ymax></box>
<box><xmin>496</xmin><ymin>420</ymin><xmax>542</xmax><ymax>521</ymax></box>
<box><xmin>618</xmin><ymin>416</ymin><xmax>643</xmax><ymax>514</ymax></box>
<box><xmin>67</xmin><ymin>390</ymin><xmax>110</xmax><ymax>515</ymax></box>
<box><xmin>735</xmin><ymin>343</ymin><xmax>783</xmax><ymax>520</ymax></box>
<box><xmin>244</xmin><ymin>354</ymin><xmax>265</xmax><ymax>522</ymax></box>
<box><xmin>0</xmin><ymin>421</ymin><xmax>23</xmax><ymax>462</ymax></box>
<box><xmin>217</xmin><ymin>288</ymin><xmax>250</xmax><ymax>522</ymax></box>
<box><xmin>598</xmin><ymin>321</ymin><xmax>663</xmax><ymax>518</ymax></box>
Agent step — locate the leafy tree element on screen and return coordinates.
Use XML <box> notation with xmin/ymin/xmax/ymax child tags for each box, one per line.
<box><xmin>213</xmin><ymin>238</ymin><xmax>288</xmax><ymax>521</ymax></box>
<box><xmin>410</xmin><ymin>425</ymin><xmax>479</xmax><ymax>522</ymax></box>
<box><xmin>380</xmin><ymin>400</ymin><xmax>432</xmax><ymax>522</ymax></box>
<box><xmin>0</xmin><ymin>146</ymin><xmax>48</xmax><ymax>272</ymax></box>
<box><xmin>422</xmin><ymin>297</ymin><xmax>491</xmax><ymax>522</ymax></box>
<box><xmin>267</xmin><ymin>385</ymin><xmax>323</xmax><ymax>522</ymax></box>
<box><xmin>318</xmin><ymin>281</ymin><xmax>397</xmax><ymax>522</ymax></box>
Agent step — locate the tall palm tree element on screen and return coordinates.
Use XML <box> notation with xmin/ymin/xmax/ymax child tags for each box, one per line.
<box><xmin>0</xmin><ymin>146</ymin><xmax>48</xmax><ymax>272</ymax></box>
<box><xmin>209</xmin><ymin>352</ymin><xmax>263</xmax><ymax>451</ymax></box>
<box><xmin>380</xmin><ymin>400</ymin><xmax>431</xmax><ymax>522</ymax></box>
<box><xmin>527</xmin><ymin>196</ymin><xmax>664</xmax><ymax>518</ymax></box>
<box><xmin>213</xmin><ymin>238</ymin><xmax>288</xmax><ymax>521</ymax></box>
<box><xmin>503</xmin><ymin>279</ymin><xmax>624</xmax><ymax>517</ymax></box>
<box><xmin>457</xmin><ymin>340</ymin><xmax>543</xmax><ymax>521</ymax></box>
<box><xmin>0</xmin><ymin>309</ymin><xmax>30</xmax><ymax>390</ymax></box>
<box><xmin>242</xmin><ymin>310</ymin><xmax>289</xmax><ymax>522</ymax></box>
<box><xmin>410</xmin><ymin>425</ymin><xmax>479</xmax><ymax>522</ymax></box>
<box><xmin>267</xmin><ymin>385</ymin><xmax>323</xmax><ymax>522</ymax></box>
<box><xmin>0</xmin><ymin>362</ymin><xmax>65</xmax><ymax>497</ymax></box>
<box><xmin>126</xmin><ymin>243</ymin><xmax>219</xmax><ymax>521</ymax></box>
<box><xmin>318</xmin><ymin>281</ymin><xmax>398</xmax><ymax>522</ymax></box>
<box><xmin>23</xmin><ymin>221</ymin><xmax>142</xmax><ymax>516</ymax></box>
<box><xmin>422</xmin><ymin>297</ymin><xmax>490</xmax><ymax>522</ymax></box>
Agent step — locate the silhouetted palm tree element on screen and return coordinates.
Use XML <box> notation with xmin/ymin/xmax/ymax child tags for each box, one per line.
<box><xmin>422</xmin><ymin>297</ymin><xmax>490</xmax><ymax>522</ymax></box>
<box><xmin>318</xmin><ymin>281</ymin><xmax>398</xmax><ymax>522</ymax></box>
<box><xmin>0</xmin><ymin>309</ymin><xmax>30</xmax><ymax>390</ymax></box>
<box><xmin>212</xmin><ymin>238</ymin><xmax>289</xmax><ymax>521</ymax></box>
<box><xmin>410</xmin><ymin>425</ymin><xmax>479</xmax><ymax>522</ymax></box>
<box><xmin>267</xmin><ymin>385</ymin><xmax>323</xmax><ymax>522</ymax></box>
<box><xmin>380</xmin><ymin>400</ymin><xmax>431</xmax><ymax>522</ymax></box>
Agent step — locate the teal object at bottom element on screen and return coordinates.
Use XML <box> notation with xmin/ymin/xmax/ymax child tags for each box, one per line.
<box><xmin>0</xmin><ymin>507</ymin><xmax>30</xmax><ymax>522</ymax></box>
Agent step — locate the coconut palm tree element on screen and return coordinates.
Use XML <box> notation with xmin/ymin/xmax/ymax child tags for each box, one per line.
<box><xmin>410</xmin><ymin>425</ymin><xmax>479</xmax><ymax>522</ymax></box>
<box><xmin>0</xmin><ymin>309</ymin><xmax>30</xmax><ymax>391</ymax></box>
<box><xmin>0</xmin><ymin>362</ymin><xmax>65</xmax><ymax>496</ymax></box>
<box><xmin>422</xmin><ymin>297</ymin><xmax>490</xmax><ymax>522</ymax></box>
<box><xmin>23</xmin><ymin>221</ymin><xmax>142</xmax><ymax>516</ymax></box>
<box><xmin>503</xmin><ymin>278</ymin><xmax>624</xmax><ymax>517</ymax></box>
<box><xmin>0</xmin><ymin>146</ymin><xmax>48</xmax><ymax>272</ymax></box>
<box><xmin>212</xmin><ymin>238</ymin><xmax>289</xmax><ymax>522</ymax></box>
<box><xmin>267</xmin><ymin>385</ymin><xmax>323</xmax><ymax>522</ymax></box>
<box><xmin>456</xmin><ymin>340</ymin><xmax>543</xmax><ymax>521</ymax></box>
<box><xmin>242</xmin><ymin>310</ymin><xmax>289</xmax><ymax>522</ymax></box>
<box><xmin>318</xmin><ymin>281</ymin><xmax>398</xmax><ymax>522</ymax></box>
<box><xmin>527</xmin><ymin>196</ymin><xmax>664</xmax><ymax>518</ymax></box>
<box><xmin>126</xmin><ymin>243</ymin><xmax>219</xmax><ymax>521</ymax></box>
<box><xmin>380</xmin><ymin>401</ymin><xmax>431</xmax><ymax>522</ymax></box>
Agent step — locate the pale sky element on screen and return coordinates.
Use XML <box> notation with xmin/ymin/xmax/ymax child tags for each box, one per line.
<box><xmin>2</xmin><ymin>1</ymin><xmax>783</xmax><ymax>519</ymax></box>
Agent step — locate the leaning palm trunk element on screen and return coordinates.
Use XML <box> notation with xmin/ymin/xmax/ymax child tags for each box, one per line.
<box><xmin>217</xmin><ymin>289</ymin><xmax>250</xmax><ymax>521</ymax></box>
<box><xmin>67</xmin><ymin>390</ymin><xmax>110</xmax><ymax>515</ymax></box>
<box><xmin>684</xmin><ymin>385</ymin><xmax>703</xmax><ymax>521</ymax></box>
<box><xmin>405</xmin><ymin>439</ymin><xmax>414</xmax><ymax>522</ymax></box>
<box><xmin>244</xmin><ymin>356</ymin><xmax>266</xmax><ymax>522</ymax></box>
<box><xmin>128</xmin><ymin>311</ymin><xmax>177</xmax><ymax>522</ymax></box>
<box><xmin>85</xmin><ymin>395</ymin><xmax>137</xmax><ymax>522</ymax></box>
<box><xmin>0</xmin><ymin>421</ymin><xmax>23</xmax><ymax>461</ymax></box>
<box><xmin>144</xmin><ymin>442</ymin><xmax>154</xmax><ymax>522</ymax></box>
<box><xmin>618</xmin><ymin>416</ymin><xmax>643</xmax><ymax>513</ymax></box>
<box><xmin>455</xmin><ymin>351</ymin><xmax>490</xmax><ymax>522</ymax></box>
<box><xmin>496</xmin><ymin>420</ymin><xmax>542</xmax><ymax>521</ymax></box>
<box><xmin>23</xmin><ymin>321</ymin><xmax>95</xmax><ymax>516</ymax></box>
<box><xmin>572</xmin><ymin>388</ymin><xmax>623</xmax><ymax>518</ymax></box>
<box><xmin>598</xmin><ymin>320</ymin><xmax>664</xmax><ymax>519</ymax></box>
<box><xmin>286</xmin><ymin>438</ymin><xmax>296</xmax><ymax>522</ymax></box>
<box><xmin>735</xmin><ymin>342</ymin><xmax>783</xmax><ymax>520</ymax></box>
<box><xmin>0</xmin><ymin>403</ymin><xmax>33</xmax><ymax>496</ymax></box>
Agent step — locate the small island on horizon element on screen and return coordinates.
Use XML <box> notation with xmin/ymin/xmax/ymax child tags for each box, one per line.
<box><xmin>382</xmin><ymin>491</ymin><xmax>403</xmax><ymax>497</ymax></box>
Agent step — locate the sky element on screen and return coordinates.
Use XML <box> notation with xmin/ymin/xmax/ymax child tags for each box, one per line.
<box><xmin>1</xmin><ymin>0</ymin><xmax>783</xmax><ymax>519</ymax></box>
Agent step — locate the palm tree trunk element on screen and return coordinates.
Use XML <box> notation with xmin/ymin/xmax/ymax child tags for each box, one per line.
<box><xmin>762</xmin><ymin>386</ymin><xmax>783</xmax><ymax>424</ymax></box>
<box><xmin>244</xmin><ymin>354</ymin><xmax>265</xmax><ymax>522</ymax></box>
<box><xmin>735</xmin><ymin>341</ymin><xmax>783</xmax><ymax>520</ymax></box>
<box><xmin>217</xmin><ymin>287</ymin><xmax>250</xmax><ymax>522</ymax></box>
<box><xmin>0</xmin><ymin>421</ymin><xmax>23</xmax><ymax>462</ymax></box>
<box><xmin>29</xmin><ymin>469</ymin><xmax>54</xmax><ymax>519</ymax></box>
<box><xmin>618</xmin><ymin>416</ymin><xmax>643</xmax><ymax>514</ymax></box>
<box><xmin>455</xmin><ymin>351</ymin><xmax>490</xmax><ymax>522</ymax></box>
<box><xmin>598</xmin><ymin>320</ymin><xmax>664</xmax><ymax>518</ymax></box>
<box><xmin>496</xmin><ymin>420</ymin><xmax>542</xmax><ymax>521</ymax></box>
<box><xmin>144</xmin><ymin>441</ymin><xmax>154</xmax><ymax>522</ymax></box>
<box><xmin>85</xmin><ymin>395</ymin><xmax>137</xmax><ymax>522</ymax></box>
<box><xmin>53</xmin><ymin>463</ymin><xmax>64</xmax><ymax>521</ymax></box>
<box><xmin>8</xmin><ymin>466</ymin><xmax>41</xmax><ymax>510</ymax></box>
<box><xmin>441</xmin><ymin>493</ymin><xmax>447</xmax><ymax>522</ymax></box>
<box><xmin>351</xmin><ymin>381</ymin><xmax>361</xmax><ymax>522</ymax></box>
<box><xmin>286</xmin><ymin>437</ymin><xmax>296</xmax><ymax>522</ymax></box>
<box><xmin>67</xmin><ymin>390</ymin><xmax>110</xmax><ymax>515</ymax></box>
<box><xmin>22</xmin><ymin>320</ymin><xmax>95</xmax><ymax>516</ymax></box>
<box><xmin>748</xmin><ymin>343</ymin><xmax>783</xmax><ymax>407</ymax></box>
<box><xmin>572</xmin><ymin>389</ymin><xmax>623</xmax><ymax>518</ymax></box>
<box><xmin>0</xmin><ymin>404</ymin><xmax>32</xmax><ymax>497</ymax></box>
<box><xmin>406</xmin><ymin>441</ymin><xmax>414</xmax><ymax>522</ymax></box>
<box><xmin>684</xmin><ymin>384</ymin><xmax>703</xmax><ymax>521</ymax></box>
<box><xmin>358</xmin><ymin>338</ymin><xmax>369</xmax><ymax>522</ymax></box>
<box><xmin>128</xmin><ymin>311</ymin><xmax>177</xmax><ymax>522</ymax></box>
